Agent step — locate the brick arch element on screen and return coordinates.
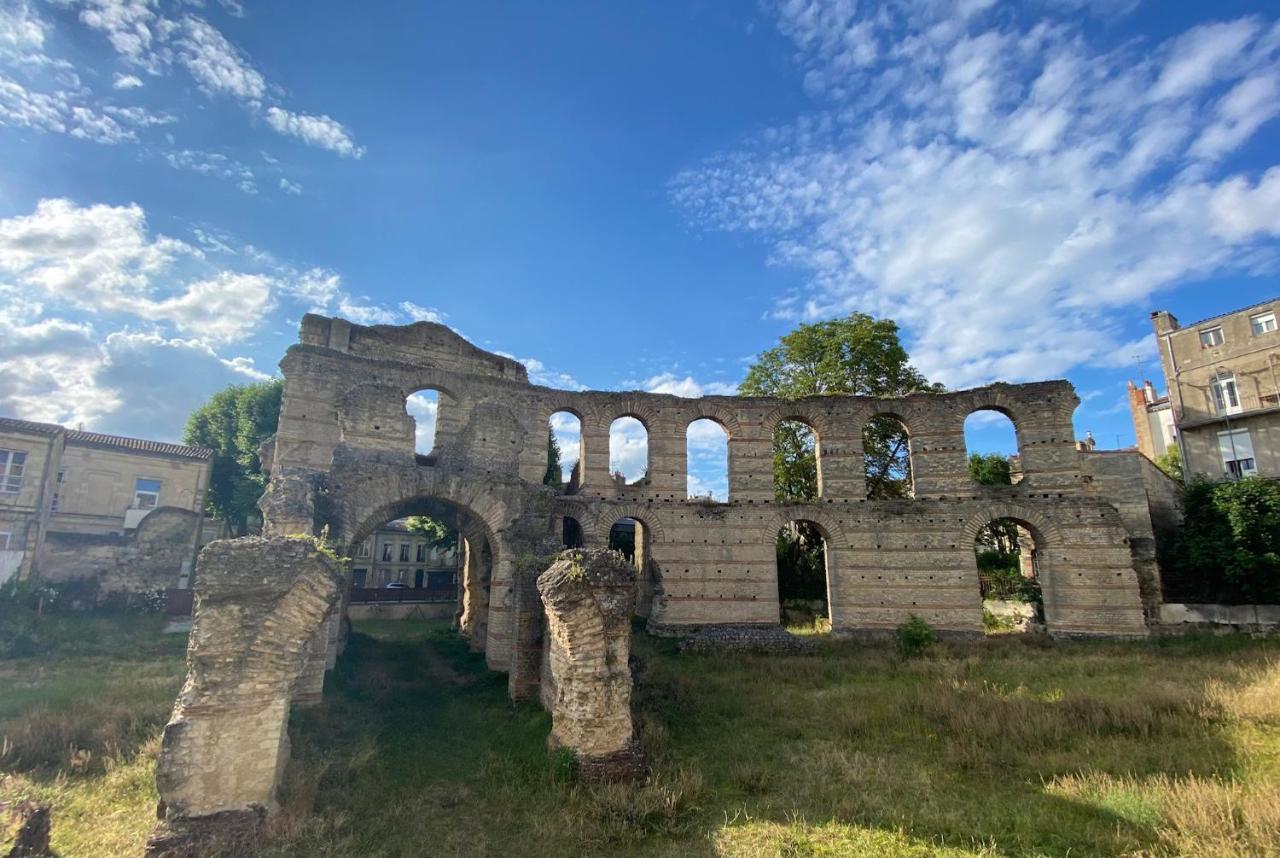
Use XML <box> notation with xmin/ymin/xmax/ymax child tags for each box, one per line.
<box><xmin>757</xmin><ymin>507</ymin><xmax>848</xmax><ymax>548</ymax></box>
<box><xmin>591</xmin><ymin>397</ymin><xmax>663</xmax><ymax>432</ymax></box>
<box><xmin>860</xmin><ymin>408</ymin><xmax>914</xmax><ymax>439</ymax></box>
<box><xmin>401</xmin><ymin>370</ymin><xmax>463</xmax><ymax>402</ymax></box>
<box><xmin>760</xmin><ymin>405</ymin><xmax>833</xmax><ymax>439</ymax></box>
<box><xmin>958</xmin><ymin>503</ymin><xmax>1065</xmax><ymax>550</ymax></box>
<box><xmin>587</xmin><ymin>503</ymin><xmax>668</xmax><ymax>546</ymax></box>
<box><xmin>682</xmin><ymin>403</ymin><xmax>741</xmax><ymax>439</ymax></box>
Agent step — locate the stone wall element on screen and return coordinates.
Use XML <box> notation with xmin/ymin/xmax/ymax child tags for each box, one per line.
<box><xmin>254</xmin><ymin>314</ymin><xmax>1166</xmax><ymax>678</ymax></box>
<box><xmin>147</xmin><ymin>537</ymin><xmax>343</xmax><ymax>857</ymax></box>
<box><xmin>37</xmin><ymin>507</ymin><xmax>200</xmax><ymax>600</ymax></box>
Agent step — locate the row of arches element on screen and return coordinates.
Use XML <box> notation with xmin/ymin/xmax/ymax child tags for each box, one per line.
<box><xmin>559</xmin><ymin>512</ymin><xmax>1045</xmax><ymax>636</ymax></box>
<box><xmin>401</xmin><ymin>390</ymin><xmax>1023</xmax><ymax>501</ymax></box>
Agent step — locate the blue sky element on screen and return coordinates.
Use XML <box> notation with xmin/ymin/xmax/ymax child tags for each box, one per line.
<box><xmin>2</xmin><ymin>0</ymin><xmax>1278</xmax><ymax>501</ymax></box>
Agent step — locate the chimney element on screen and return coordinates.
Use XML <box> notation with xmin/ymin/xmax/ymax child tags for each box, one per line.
<box><xmin>1143</xmin><ymin>380</ymin><xmax>1156</xmax><ymax>404</ymax></box>
<box><xmin>1151</xmin><ymin>310</ymin><xmax>1179</xmax><ymax>336</ymax></box>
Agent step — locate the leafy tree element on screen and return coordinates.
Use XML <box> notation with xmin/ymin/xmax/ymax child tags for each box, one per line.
<box><xmin>544</xmin><ymin>429</ymin><xmax>563</xmax><ymax>488</ymax></box>
<box><xmin>1153</xmin><ymin>445</ymin><xmax>1182</xmax><ymax>482</ymax></box>
<box><xmin>739</xmin><ymin>313</ymin><xmax>942</xmax><ymax>501</ymax></box>
<box><xmin>740</xmin><ymin>313</ymin><xmax>941</xmax><ymax>608</ymax></box>
<box><xmin>183</xmin><ymin>379</ymin><xmax>283</xmax><ymax>535</ymax></box>
<box><xmin>406</xmin><ymin>516</ymin><xmax>459</xmax><ymax>551</ymax></box>
<box><xmin>1165</xmin><ymin>477</ymin><xmax>1280</xmax><ymax>603</ymax></box>
<box><xmin>968</xmin><ymin>452</ymin><xmax>1013</xmax><ymax>486</ymax></box>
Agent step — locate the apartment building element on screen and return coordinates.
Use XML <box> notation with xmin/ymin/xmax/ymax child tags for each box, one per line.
<box><xmin>1127</xmin><ymin>380</ymin><xmax>1177</xmax><ymax>462</ymax></box>
<box><xmin>0</xmin><ymin>415</ymin><xmax>212</xmax><ymax>584</ymax></box>
<box><xmin>1151</xmin><ymin>298</ymin><xmax>1280</xmax><ymax>480</ymax></box>
<box><xmin>349</xmin><ymin>517</ymin><xmax>459</xmax><ymax>590</ymax></box>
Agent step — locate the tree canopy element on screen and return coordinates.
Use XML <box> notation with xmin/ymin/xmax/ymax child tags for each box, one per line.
<box><xmin>182</xmin><ymin>379</ymin><xmax>283</xmax><ymax>535</ymax></box>
<box><xmin>739</xmin><ymin>313</ymin><xmax>942</xmax><ymax>501</ymax></box>
<box><xmin>544</xmin><ymin>429</ymin><xmax>563</xmax><ymax>488</ymax></box>
<box><xmin>405</xmin><ymin>516</ymin><xmax>459</xmax><ymax>551</ymax></box>
<box><xmin>968</xmin><ymin>452</ymin><xmax>1013</xmax><ymax>486</ymax></box>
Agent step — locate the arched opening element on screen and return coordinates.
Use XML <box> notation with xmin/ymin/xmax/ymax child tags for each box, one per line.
<box><xmin>562</xmin><ymin>516</ymin><xmax>584</xmax><ymax>548</ymax></box>
<box><xmin>772</xmin><ymin>418</ymin><xmax>820</xmax><ymax>501</ymax></box>
<box><xmin>974</xmin><ymin>517</ymin><xmax>1043</xmax><ymax>634</ymax></box>
<box><xmin>609</xmin><ymin>416</ymin><xmax>648</xmax><ymax>485</ymax></box>
<box><xmin>349</xmin><ymin>512</ymin><xmax>460</xmax><ymax>605</ymax></box>
<box><xmin>964</xmin><ymin>409</ymin><xmax>1022</xmax><ymax>485</ymax></box>
<box><xmin>609</xmin><ymin>516</ymin><xmax>658</xmax><ymax>618</ymax></box>
<box><xmin>864</xmin><ymin>414</ymin><xmax>912</xmax><ymax>498</ymax></box>
<box><xmin>406</xmin><ymin>389</ymin><xmax>440</xmax><ymax>457</ymax></box>
<box><xmin>776</xmin><ymin>519</ymin><xmax>829</xmax><ymax>632</ymax></box>
<box><xmin>687</xmin><ymin>418</ymin><xmax>729</xmax><ymax>501</ymax></box>
<box><xmin>347</xmin><ymin>495</ymin><xmax>496</xmax><ymax>652</ymax></box>
<box><xmin>548</xmin><ymin>411</ymin><xmax>582</xmax><ymax>494</ymax></box>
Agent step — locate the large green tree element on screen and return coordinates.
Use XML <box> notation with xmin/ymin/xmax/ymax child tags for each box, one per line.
<box><xmin>740</xmin><ymin>313</ymin><xmax>940</xmax><ymax>608</ymax></box>
<box><xmin>968</xmin><ymin>452</ymin><xmax>1013</xmax><ymax>486</ymax></box>
<box><xmin>739</xmin><ymin>313</ymin><xmax>942</xmax><ymax>501</ymax></box>
<box><xmin>183</xmin><ymin>379</ymin><xmax>283</xmax><ymax>535</ymax></box>
<box><xmin>544</xmin><ymin>429</ymin><xmax>563</xmax><ymax>488</ymax></box>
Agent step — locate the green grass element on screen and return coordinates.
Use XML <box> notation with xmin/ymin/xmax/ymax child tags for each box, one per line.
<box><xmin>2</xmin><ymin>617</ymin><xmax>1279</xmax><ymax>857</ymax></box>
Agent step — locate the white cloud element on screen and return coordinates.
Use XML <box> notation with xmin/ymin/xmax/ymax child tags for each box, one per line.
<box><xmin>399</xmin><ymin>301</ymin><xmax>442</xmax><ymax>322</ymax></box>
<box><xmin>335</xmin><ymin>295</ymin><xmax>399</xmax><ymax>325</ymax></box>
<box><xmin>672</xmin><ymin>3</ymin><xmax>1280</xmax><ymax>389</ymax></box>
<box><xmin>643</xmin><ymin>371</ymin><xmax>738</xmax><ymax>398</ymax></box>
<box><xmin>136</xmin><ymin>271</ymin><xmax>275</xmax><ymax>344</ymax></box>
<box><xmin>549</xmin><ymin>410</ymin><xmax>581</xmax><ymax>478</ymax></box>
<box><xmin>164</xmin><ymin>148</ymin><xmax>256</xmax><ymax>192</ymax></box>
<box><xmin>112</xmin><ymin>72</ymin><xmax>143</xmax><ymax>89</ymax></box>
<box><xmin>263</xmin><ymin>106</ymin><xmax>365</xmax><ymax>158</ymax></box>
<box><xmin>278</xmin><ymin>176</ymin><xmax>302</xmax><ymax>195</ymax></box>
<box><xmin>0</xmin><ymin>75</ymin><xmax>137</xmax><ymax>143</ymax></box>
<box><xmin>176</xmin><ymin>15</ymin><xmax>264</xmax><ymax>101</ymax></box>
<box><xmin>609</xmin><ymin>416</ymin><xmax>648</xmax><ymax>482</ymax></box>
<box><xmin>406</xmin><ymin>391</ymin><xmax>437</xmax><ymax>454</ymax></box>
<box><xmin>104</xmin><ymin>104</ymin><xmax>175</xmax><ymax>127</ymax></box>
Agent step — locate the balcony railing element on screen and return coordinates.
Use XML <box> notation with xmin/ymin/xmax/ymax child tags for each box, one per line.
<box><xmin>349</xmin><ymin>587</ymin><xmax>455</xmax><ymax>604</ymax></box>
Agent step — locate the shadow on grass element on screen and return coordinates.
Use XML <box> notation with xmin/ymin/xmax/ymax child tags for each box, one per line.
<box><xmin>265</xmin><ymin>622</ymin><xmax>1278</xmax><ymax>858</ymax></box>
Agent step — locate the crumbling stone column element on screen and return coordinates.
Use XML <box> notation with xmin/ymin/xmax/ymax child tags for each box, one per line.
<box><xmin>146</xmin><ymin>537</ymin><xmax>344</xmax><ymax>858</ymax></box>
<box><xmin>537</xmin><ymin>549</ymin><xmax>643</xmax><ymax>781</ymax></box>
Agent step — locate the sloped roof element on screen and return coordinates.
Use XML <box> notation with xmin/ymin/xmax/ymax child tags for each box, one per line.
<box><xmin>0</xmin><ymin>416</ymin><xmax>64</xmax><ymax>436</ymax></box>
<box><xmin>65</xmin><ymin>429</ymin><xmax>212</xmax><ymax>461</ymax></box>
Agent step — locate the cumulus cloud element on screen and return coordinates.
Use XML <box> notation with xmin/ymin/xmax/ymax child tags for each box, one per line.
<box><xmin>609</xmin><ymin>416</ymin><xmax>648</xmax><ymax>483</ymax></box>
<box><xmin>671</xmin><ymin>3</ymin><xmax>1280</xmax><ymax>389</ymax></box>
<box><xmin>643</xmin><ymin>371</ymin><xmax>738</xmax><ymax>398</ymax></box>
<box><xmin>112</xmin><ymin>72</ymin><xmax>143</xmax><ymax>89</ymax></box>
<box><xmin>0</xmin><ymin>75</ymin><xmax>137</xmax><ymax>142</ymax></box>
<box><xmin>177</xmin><ymin>14</ymin><xmax>264</xmax><ymax>101</ymax></box>
<box><xmin>278</xmin><ymin>176</ymin><xmax>302</xmax><ymax>195</ymax></box>
<box><xmin>406</xmin><ymin>391</ymin><xmax>438</xmax><ymax>454</ymax></box>
<box><xmin>263</xmin><ymin>106</ymin><xmax>365</xmax><ymax>158</ymax></box>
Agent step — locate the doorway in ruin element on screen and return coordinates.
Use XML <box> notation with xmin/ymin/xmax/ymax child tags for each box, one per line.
<box><xmin>964</xmin><ymin>408</ymin><xmax>1023</xmax><ymax>485</ymax></box>
<box><xmin>347</xmin><ymin>495</ymin><xmax>497</xmax><ymax>652</ymax></box>
<box><xmin>776</xmin><ymin>518</ymin><xmax>831</xmax><ymax>632</ymax></box>
<box><xmin>609</xmin><ymin>516</ymin><xmax>658</xmax><ymax>618</ymax></box>
<box><xmin>974</xmin><ymin>516</ymin><xmax>1043</xmax><ymax>634</ymax></box>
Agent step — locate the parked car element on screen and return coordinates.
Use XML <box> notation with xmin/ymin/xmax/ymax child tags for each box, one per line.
<box><xmin>385</xmin><ymin>581</ymin><xmax>410</xmax><ymax>589</ymax></box>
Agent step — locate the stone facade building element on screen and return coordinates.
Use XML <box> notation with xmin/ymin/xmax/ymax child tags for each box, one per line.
<box><xmin>1152</xmin><ymin>299</ymin><xmax>1280</xmax><ymax>479</ymax></box>
<box><xmin>1127</xmin><ymin>380</ymin><xmax>1177</xmax><ymax>462</ymax></box>
<box><xmin>350</xmin><ymin>518</ymin><xmax>459</xmax><ymax>589</ymax></box>
<box><xmin>0</xmin><ymin>415</ymin><xmax>213</xmax><ymax>593</ymax></box>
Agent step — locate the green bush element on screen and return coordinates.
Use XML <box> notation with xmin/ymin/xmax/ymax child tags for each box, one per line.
<box><xmin>976</xmin><ymin>550</ymin><xmax>1043</xmax><ymax>603</ymax></box>
<box><xmin>1163</xmin><ymin>477</ymin><xmax>1280</xmax><ymax>604</ymax></box>
<box><xmin>894</xmin><ymin>615</ymin><xmax>936</xmax><ymax>658</ymax></box>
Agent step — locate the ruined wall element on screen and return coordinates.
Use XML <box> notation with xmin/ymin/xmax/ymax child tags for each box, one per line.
<box><xmin>37</xmin><ymin>507</ymin><xmax>200</xmax><ymax>599</ymax></box>
<box><xmin>148</xmin><ymin>537</ymin><xmax>343</xmax><ymax>857</ymax></box>
<box><xmin>258</xmin><ymin>314</ymin><xmax>1157</xmax><ymax>663</ymax></box>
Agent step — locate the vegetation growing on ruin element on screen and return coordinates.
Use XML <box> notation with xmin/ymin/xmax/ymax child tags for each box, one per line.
<box><xmin>3</xmin><ymin>617</ymin><xmax>1279</xmax><ymax>857</ymax></box>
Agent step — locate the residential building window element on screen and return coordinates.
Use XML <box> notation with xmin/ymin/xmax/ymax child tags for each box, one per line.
<box><xmin>416</xmin><ymin>543</ymin><xmax>426</xmax><ymax>562</ymax></box>
<box><xmin>1199</xmin><ymin>327</ymin><xmax>1224</xmax><ymax>347</ymax></box>
<box><xmin>1251</xmin><ymin>312</ymin><xmax>1277</xmax><ymax>335</ymax></box>
<box><xmin>1211</xmin><ymin>373</ymin><xmax>1242</xmax><ymax>415</ymax></box>
<box><xmin>0</xmin><ymin>449</ymin><xmax>26</xmax><ymax>494</ymax></box>
<box><xmin>1262</xmin><ymin>393</ymin><xmax>1280</xmax><ymax>409</ymax></box>
<box><xmin>356</xmin><ymin>540</ymin><xmax>371</xmax><ymax>558</ymax></box>
<box><xmin>352</xmin><ymin>569</ymin><xmax>368</xmax><ymax>588</ymax></box>
<box><xmin>1218</xmin><ymin>429</ymin><xmax>1257</xmax><ymax>478</ymax></box>
<box><xmin>133</xmin><ymin>478</ymin><xmax>161</xmax><ymax>509</ymax></box>
<box><xmin>51</xmin><ymin>470</ymin><xmax>65</xmax><ymax>511</ymax></box>
<box><xmin>0</xmin><ymin>532</ymin><xmax>10</xmax><ymax>550</ymax></box>
<box><xmin>414</xmin><ymin>569</ymin><xmax>425</xmax><ymax>588</ymax></box>
<box><xmin>381</xmin><ymin>543</ymin><xmax>392</xmax><ymax>561</ymax></box>
<box><xmin>399</xmin><ymin>543</ymin><xmax>410</xmax><ymax>562</ymax></box>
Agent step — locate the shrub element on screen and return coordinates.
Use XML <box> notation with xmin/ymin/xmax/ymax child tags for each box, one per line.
<box><xmin>894</xmin><ymin>615</ymin><xmax>935</xmax><ymax>658</ymax></box>
<box><xmin>1163</xmin><ymin>477</ymin><xmax>1280</xmax><ymax>604</ymax></box>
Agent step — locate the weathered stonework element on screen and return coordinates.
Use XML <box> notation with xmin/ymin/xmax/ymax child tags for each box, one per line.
<box><xmin>252</xmin><ymin>314</ymin><xmax>1157</xmax><ymax>656</ymax></box>
<box><xmin>537</xmin><ymin>549</ymin><xmax>642</xmax><ymax>779</ymax></box>
<box><xmin>36</xmin><ymin>507</ymin><xmax>201</xmax><ymax>600</ymax></box>
<box><xmin>147</xmin><ymin>537</ymin><xmax>343</xmax><ymax>857</ymax></box>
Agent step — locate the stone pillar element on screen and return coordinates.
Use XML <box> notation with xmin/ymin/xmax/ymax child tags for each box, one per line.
<box><xmin>580</xmin><ymin>422</ymin><xmax>613</xmax><ymax>494</ymax></box>
<box><xmin>537</xmin><ymin>549</ymin><xmax>643</xmax><ymax>781</ymax></box>
<box><xmin>146</xmin><ymin>537</ymin><xmax>344</xmax><ymax>858</ymax></box>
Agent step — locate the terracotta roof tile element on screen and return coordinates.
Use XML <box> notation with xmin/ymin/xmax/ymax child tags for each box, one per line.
<box><xmin>65</xmin><ymin>429</ymin><xmax>212</xmax><ymax>461</ymax></box>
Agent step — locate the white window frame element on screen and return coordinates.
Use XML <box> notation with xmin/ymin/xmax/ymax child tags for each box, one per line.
<box><xmin>1211</xmin><ymin>373</ymin><xmax>1242</xmax><ymax>415</ymax></box>
<box><xmin>1218</xmin><ymin>428</ymin><xmax>1257</xmax><ymax>478</ymax></box>
<box><xmin>399</xmin><ymin>542</ymin><xmax>410</xmax><ymax>562</ymax></box>
<box><xmin>1199</xmin><ymin>327</ymin><xmax>1225</xmax><ymax>347</ymax></box>
<box><xmin>356</xmin><ymin>540</ymin><xmax>371</xmax><ymax>558</ymax></box>
<box><xmin>1251</xmin><ymin>312</ymin><xmax>1277</xmax><ymax>335</ymax></box>
<box><xmin>0</xmin><ymin>531</ymin><xmax>10</xmax><ymax>550</ymax></box>
<box><xmin>132</xmin><ymin>477</ymin><xmax>162</xmax><ymax>510</ymax></box>
<box><xmin>0</xmin><ymin>449</ymin><xmax>26</xmax><ymax>494</ymax></box>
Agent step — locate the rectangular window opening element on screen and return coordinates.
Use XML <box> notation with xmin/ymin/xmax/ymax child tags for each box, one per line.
<box><xmin>0</xmin><ymin>449</ymin><xmax>27</xmax><ymax>494</ymax></box>
<box><xmin>1251</xmin><ymin>312</ymin><xmax>1277</xmax><ymax>335</ymax></box>
<box><xmin>133</xmin><ymin>477</ymin><xmax>162</xmax><ymax>509</ymax></box>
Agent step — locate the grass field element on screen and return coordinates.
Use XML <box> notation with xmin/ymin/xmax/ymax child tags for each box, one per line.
<box><xmin>2</xmin><ymin>617</ymin><xmax>1278</xmax><ymax>857</ymax></box>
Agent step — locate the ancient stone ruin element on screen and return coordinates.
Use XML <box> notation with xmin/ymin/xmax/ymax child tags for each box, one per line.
<box><xmin>149</xmin><ymin>313</ymin><xmax>1179</xmax><ymax>850</ymax></box>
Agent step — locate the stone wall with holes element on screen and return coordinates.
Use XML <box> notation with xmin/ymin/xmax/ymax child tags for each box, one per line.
<box><xmin>256</xmin><ymin>313</ymin><xmax>1165</xmax><ymax>671</ymax></box>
